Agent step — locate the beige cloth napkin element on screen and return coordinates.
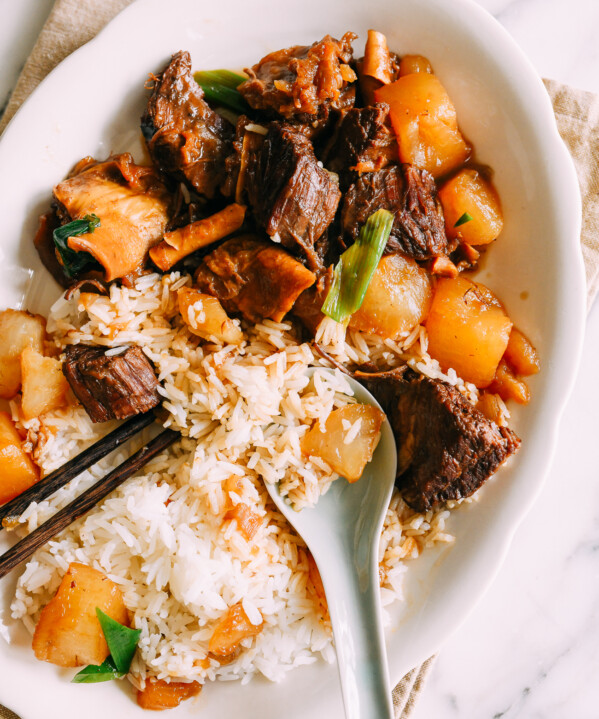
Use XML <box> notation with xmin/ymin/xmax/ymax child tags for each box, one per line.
<box><xmin>0</xmin><ymin>2</ymin><xmax>598</xmax><ymax>718</ymax></box>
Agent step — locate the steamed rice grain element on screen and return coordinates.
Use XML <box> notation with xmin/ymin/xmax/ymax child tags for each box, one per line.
<box><xmin>10</xmin><ymin>271</ymin><xmax>456</xmax><ymax>689</ymax></box>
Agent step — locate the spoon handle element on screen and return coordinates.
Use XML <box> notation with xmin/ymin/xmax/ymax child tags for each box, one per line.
<box><xmin>314</xmin><ymin>538</ymin><xmax>393</xmax><ymax>719</ymax></box>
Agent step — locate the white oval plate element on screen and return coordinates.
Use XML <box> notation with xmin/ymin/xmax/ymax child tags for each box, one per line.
<box><xmin>0</xmin><ymin>0</ymin><xmax>585</xmax><ymax>717</ymax></box>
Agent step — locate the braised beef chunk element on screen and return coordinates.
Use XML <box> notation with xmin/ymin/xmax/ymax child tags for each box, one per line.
<box><xmin>221</xmin><ymin>116</ymin><xmax>267</xmax><ymax>201</ymax></box>
<box><xmin>341</xmin><ymin>165</ymin><xmax>450</xmax><ymax>260</ymax></box>
<box><xmin>194</xmin><ymin>235</ymin><xmax>316</xmax><ymax>323</ymax></box>
<box><xmin>238</xmin><ymin>33</ymin><xmax>357</xmax><ymax>124</ymax></box>
<box><xmin>142</xmin><ymin>51</ymin><xmax>234</xmax><ymax>198</ymax></box>
<box><xmin>33</xmin><ymin>210</ymin><xmax>71</xmax><ymax>288</ymax></box>
<box><xmin>63</xmin><ymin>345</ymin><xmax>160</xmax><ymax>423</ymax></box>
<box><xmin>322</xmin><ymin>104</ymin><xmax>398</xmax><ymax>186</ymax></box>
<box><xmin>359</xmin><ymin>370</ymin><xmax>520</xmax><ymax>511</ymax></box>
<box><xmin>245</xmin><ymin>123</ymin><xmax>341</xmax><ymax>270</ymax></box>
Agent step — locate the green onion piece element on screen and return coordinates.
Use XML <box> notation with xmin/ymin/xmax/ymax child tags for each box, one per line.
<box><xmin>72</xmin><ymin>610</ymin><xmax>141</xmax><ymax>684</ymax></box>
<box><xmin>72</xmin><ymin>656</ymin><xmax>122</xmax><ymax>684</ymax></box>
<box><xmin>454</xmin><ymin>211</ymin><xmax>473</xmax><ymax>228</ymax></box>
<box><xmin>194</xmin><ymin>71</ymin><xmax>249</xmax><ymax>114</ymax></box>
<box><xmin>53</xmin><ymin>213</ymin><xmax>101</xmax><ymax>278</ymax></box>
<box><xmin>321</xmin><ymin>209</ymin><xmax>394</xmax><ymax>324</ymax></box>
<box><xmin>194</xmin><ymin>69</ymin><xmax>247</xmax><ymax>89</ymax></box>
<box><xmin>201</xmin><ymin>85</ymin><xmax>249</xmax><ymax>114</ymax></box>
<box><xmin>96</xmin><ymin>608</ymin><xmax>141</xmax><ymax>675</ymax></box>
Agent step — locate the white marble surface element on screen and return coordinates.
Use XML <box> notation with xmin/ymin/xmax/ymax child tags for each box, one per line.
<box><xmin>0</xmin><ymin>1</ymin><xmax>598</xmax><ymax>717</ymax></box>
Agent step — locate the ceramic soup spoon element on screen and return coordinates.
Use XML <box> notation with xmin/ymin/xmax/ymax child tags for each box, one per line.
<box><xmin>265</xmin><ymin>368</ymin><xmax>397</xmax><ymax>719</ymax></box>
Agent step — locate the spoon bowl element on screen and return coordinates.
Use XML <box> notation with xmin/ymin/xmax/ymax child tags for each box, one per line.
<box><xmin>265</xmin><ymin>369</ymin><xmax>397</xmax><ymax>719</ymax></box>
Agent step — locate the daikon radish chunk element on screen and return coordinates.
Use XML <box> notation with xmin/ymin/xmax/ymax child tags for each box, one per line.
<box><xmin>137</xmin><ymin>679</ymin><xmax>201</xmax><ymax>710</ymax></box>
<box><xmin>0</xmin><ymin>411</ymin><xmax>39</xmax><ymax>505</ymax></box>
<box><xmin>476</xmin><ymin>391</ymin><xmax>505</xmax><ymax>425</ymax></box>
<box><xmin>32</xmin><ymin>563</ymin><xmax>129</xmax><ymax>667</ymax></box>
<box><xmin>489</xmin><ymin>360</ymin><xmax>531</xmax><ymax>404</ymax></box>
<box><xmin>425</xmin><ymin>277</ymin><xmax>512</xmax><ymax>388</ymax></box>
<box><xmin>177</xmin><ymin>287</ymin><xmax>243</xmax><ymax>345</ymax></box>
<box><xmin>439</xmin><ymin>169</ymin><xmax>503</xmax><ymax>246</ymax></box>
<box><xmin>301</xmin><ymin>404</ymin><xmax>384</xmax><ymax>482</ymax></box>
<box><xmin>20</xmin><ymin>348</ymin><xmax>69</xmax><ymax>420</ymax></box>
<box><xmin>398</xmin><ymin>54</ymin><xmax>433</xmax><ymax>76</ymax></box>
<box><xmin>0</xmin><ymin>309</ymin><xmax>45</xmax><ymax>399</ymax></box>
<box><xmin>224</xmin><ymin>503</ymin><xmax>261</xmax><ymax>541</ymax></box>
<box><xmin>208</xmin><ymin>602</ymin><xmax>263</xmax><ymax>657</ymax></box>
<box><xmin>503</xmin><ymin>328</ymin><xmax>540</xmax><ymax>376</ymax></box>
<box><xmin>375</xmin><ymin>73</ymin><xmax>470</xmax><ymax>178</ymax></box>
<box><xmin>349</xmin><ymin>254</ymin><xmax>432</xmax><ymax>338</ymax></box>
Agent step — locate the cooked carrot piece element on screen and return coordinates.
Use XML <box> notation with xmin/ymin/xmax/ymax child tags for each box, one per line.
<box><xmin>503</xmin><ymin>328</ymin><xmax>540</xmax><ymax>376</ymax></box>
<box><xmin>0</xmin><ymin>411</ymin><xmax>39</xmax><ymax>505</ymax></box>
<box><xmin>375</xmin><ymin>73</ymin><xmax>470</xmax><ymax>178</ymax></box>
<box><xmin>137</xmin><ymin>678</ymin><xmax>201</xmax><ymax>711</ymax></box>
<box><xmin>32</xmin><ymin>563</ymin><xmax>129</xmax><ymax>667</ymax></box>
<box><xmin>425</xmin><ymin>277</ymin><xmax>512</xmax><ymax>388</ymax></box>
<box><xmin>362</xmin><ymin>30</ymin><xmax>393</xmax><ymax>84</ymax></box>
<box><xmin>208</xmin><ymin>602</ymin><xmax>263</xmax><ymax>657</ymax></box>
<box><xmin>150</xmin><ymin>203</ymin><xmax>246</xmax><ymax>271</ymax></box>
<box><xmin>439</xmin><ymin>169</ymin><xmax>503</xmax><ymax>246</ymax></box>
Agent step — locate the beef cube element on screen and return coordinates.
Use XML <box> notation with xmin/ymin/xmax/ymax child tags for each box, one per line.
<box><xmin>142</xmin><ymin>51</ymin><xmax>234</xmax><ymax>198</ymax></box>
<box><xmin>194</xmin><ymin>235</ymin><xmax>316</xmax><ymax>323</ymax></box>
<box><xmin>341</xmin><ymin>165</ymin><xmax>450</xmax><ymax>260</ymax></box>
<box><xmin>358</xmin><ymin>370</ymin><xmax>520</xmax><ymax>511</ymax></box>
<box><xmin>239</xmin><ymin>33</ymin><xmax>357</xmax><ymax>124</ymax></box>
<box><xmin>322</xmin><ymin>104</ymin><xmax>398</xmax><ymax>187</ymax></box>
<box><xmin>221</xmin><ymin>116</ymin><xmax>267</xmax><ymax>201</ymax></box>
<box><xmin>246</xmin><ymin>123</ymin><xmax>341</xmax><ymax>270</ymax></box>
<box><xmin>63</xmin><ymin>345</ymin><xmax>160</xmax><ymax>423</ymax></box>
<box><xmin>33</xmin><ymin>209</ymin><xmax>71</xmax><ymax>288</ymax></box>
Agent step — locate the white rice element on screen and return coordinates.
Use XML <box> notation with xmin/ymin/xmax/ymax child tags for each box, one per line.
<box><xmin>9</xmin><ymin>271</ymin><xmax>456</xmax><ymax>690</ymax></box>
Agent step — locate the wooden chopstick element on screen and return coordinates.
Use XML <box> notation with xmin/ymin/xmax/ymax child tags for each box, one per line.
<box><xmin>0</xmin><ymin>428</ymin><xmax>180</xmax><ymax>580</ymax></box>
<box><xmin>0</xmin><ymin>411</ymin><xmax>156</xmax><ymax>530</ymax></box>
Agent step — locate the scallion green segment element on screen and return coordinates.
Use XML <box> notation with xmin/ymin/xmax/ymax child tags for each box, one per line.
<box><xmin>96</xmin><ymin>608</ymin><xmax>141</xmax><ymax>674</ymax></box>
<box><xmin>454</xmin><ymin>211</ymin><xmax>473</xmax><ymax>228</ymax></box>
<box><xmin>53</xmin><ymin>213</ymin><xmax>101</xmax><ymax>278</ymax></box>
<box><xmin>71</xmin><ymin>608</ymin><xmax>141</xmax><ymax>684</ymax></box>
<box><xmin>321</xmin><ymin>209</ymin><xmax>394</xmax><ymax>324</ymax></box>
<box><xmin>194</xmin><ymin>70</ymin><xmax>249</xmax><ymax>114</ymax></box>
<box><xmin>194</xmin><ymin>69</ymin><xmax>247</xmax><ymax>89</ymax></box>
<box><xmin>72</xmin><ymin>656</ymin><xmax>122</xmax><ymax>684</ymax></box>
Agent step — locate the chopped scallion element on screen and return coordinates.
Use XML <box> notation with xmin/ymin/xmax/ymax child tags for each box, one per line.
<box><xmin>321</xmin><ymin>209</ymin><xmax>394</xmax><ymax>324</ymax></box>
<box><xmin>194</xmin><ymin>69</ymin><xmax>247</xmax><ymax>89</ymax></box>
<box><xmin>194</xmin><ymin>70</ymin><xmax>249</xmax><ymax>114</ymax></box>
<box><xmin>53</xmin><ymin>214</ymin><xmax>101</xmax><ymax>278</ymax></box>
<box><xmin>454</xmin><ymin>211</ymin><xmax>473</xmax><ymax>228</ymax></box>
<box><xmin>72</xmin><ymin>656</ymin><xmax>122</xmax><ymax>684</ymax></box>
<box><xmin>71</xmin><ymin>608</ymin><xmax>141</xmax><ymax>684</ymax></box>
<box><xmin>96</xmin><ymin>608</ymin><xmax>141</xmax><ymax>674</ymax></box>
